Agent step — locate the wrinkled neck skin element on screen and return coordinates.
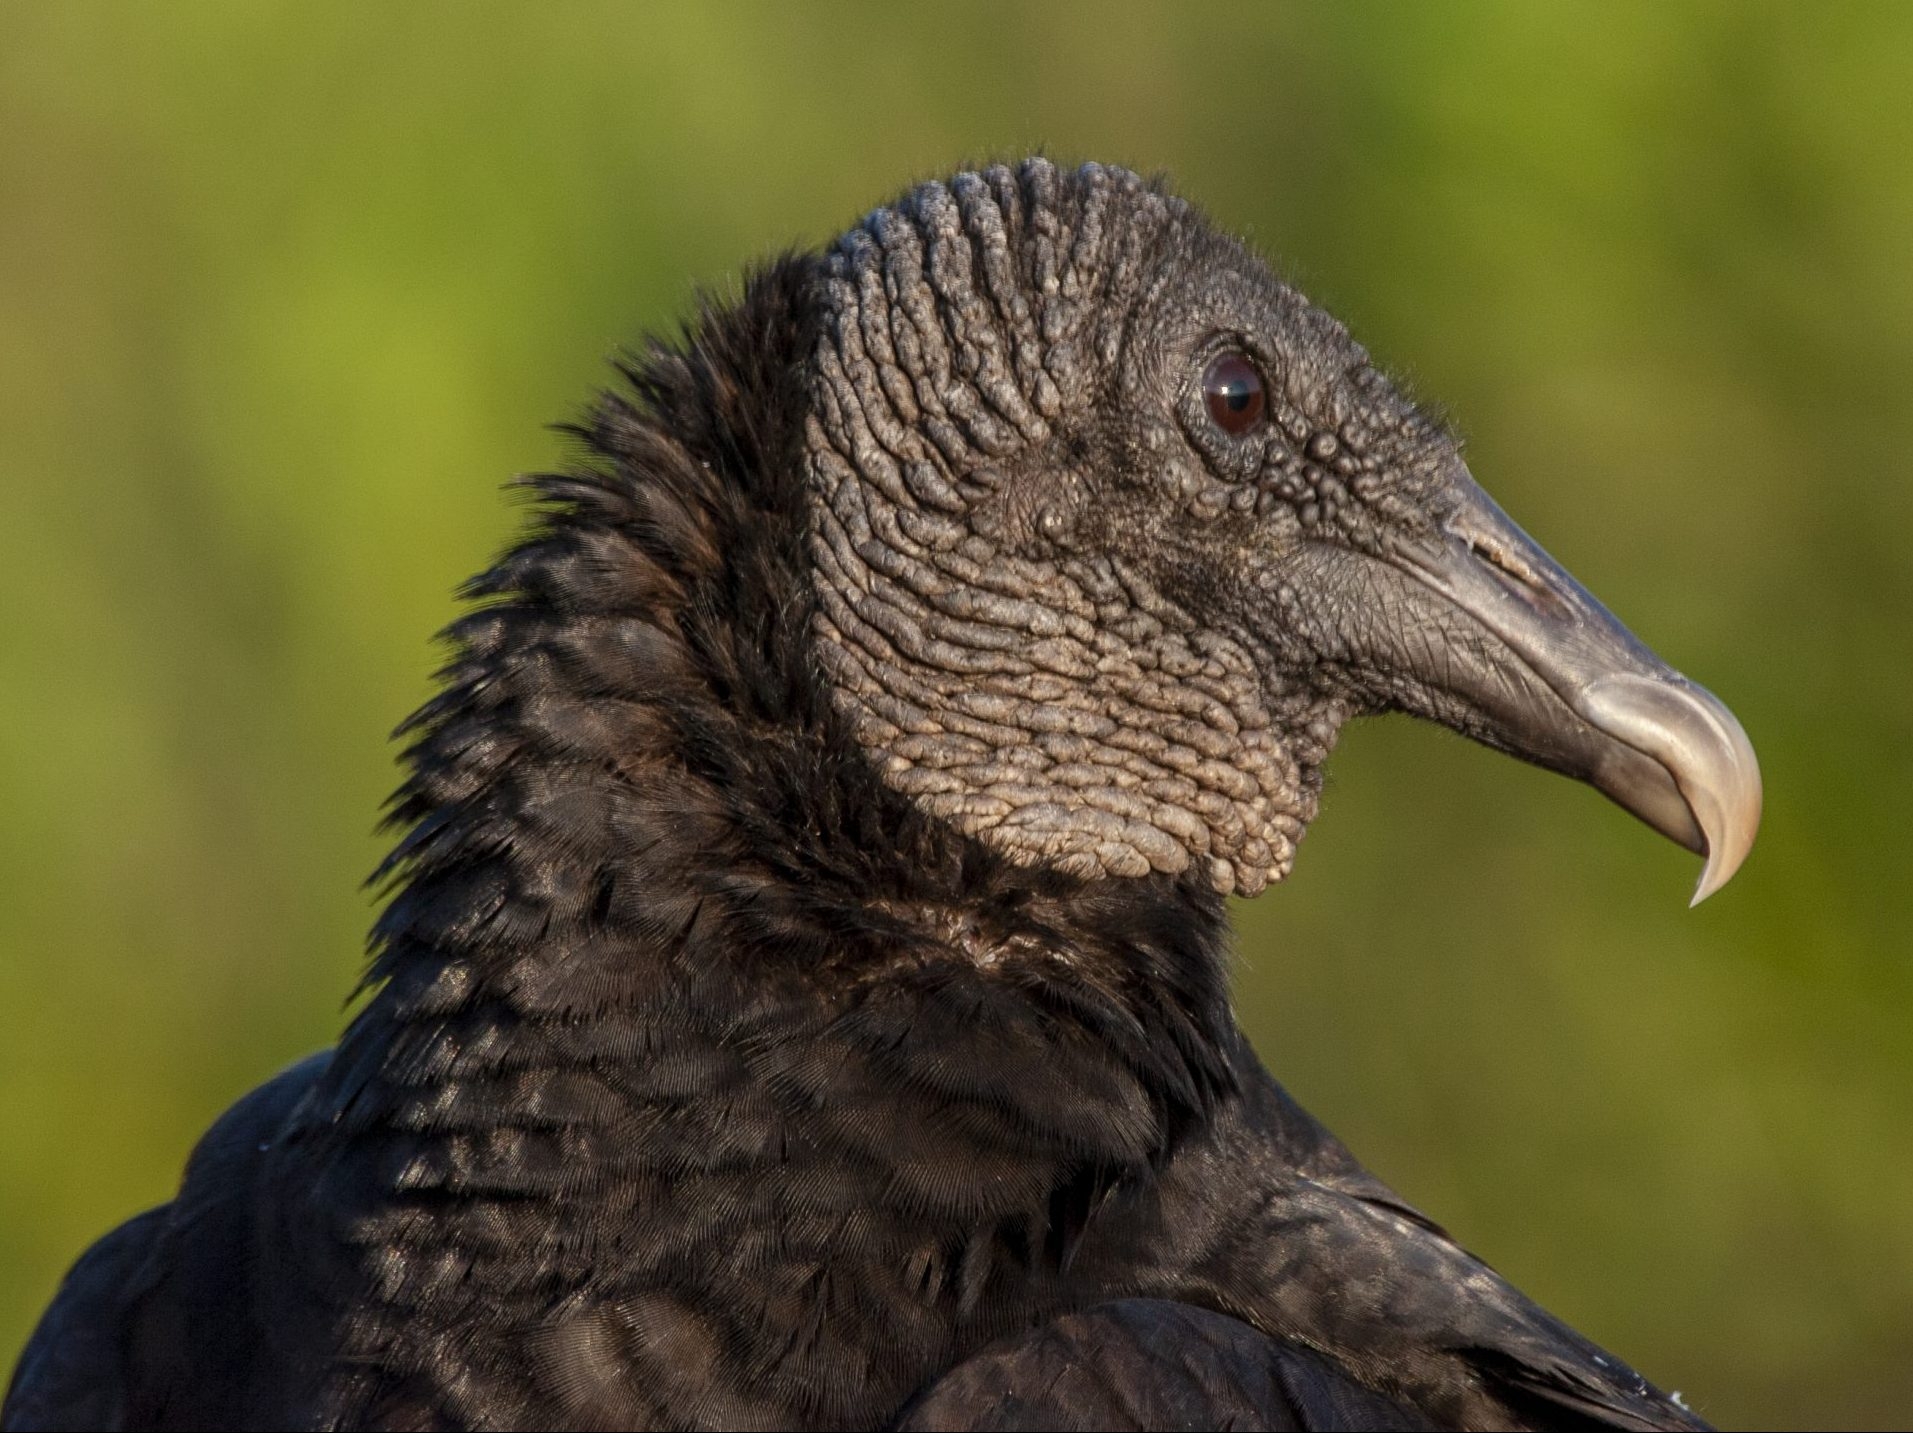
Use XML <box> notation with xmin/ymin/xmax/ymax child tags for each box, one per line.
<box><xmin>807</xmin><ymin>165</ymin><xmax>1339</xmax><ymax>898</ymax></box>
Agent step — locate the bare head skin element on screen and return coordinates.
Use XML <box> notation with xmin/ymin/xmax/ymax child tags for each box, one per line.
<box><xmin>806</xmin><ymin>158</ymin><xmax>1759</xmax><ymax>903</ymax></box>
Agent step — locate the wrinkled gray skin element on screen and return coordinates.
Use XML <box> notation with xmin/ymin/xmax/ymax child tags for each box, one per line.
<box><xmin>809</xmin><ymin>164</ymin><xmax>1392</xmax><ymax>897</ymax></box>
<box><xmin>807</xmin><ymin>159</ymin><xmax>1755</xmax><ymax>903</ymax></box>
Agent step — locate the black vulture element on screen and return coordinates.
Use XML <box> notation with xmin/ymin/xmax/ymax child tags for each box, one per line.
<box><xmin>5</xmin><ymin>159</ymin><xmax>1760</xmax><ymax>1432</ymax></box>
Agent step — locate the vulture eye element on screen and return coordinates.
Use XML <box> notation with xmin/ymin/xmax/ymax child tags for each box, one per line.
<box><xmin>1202</xmin><ymin>351</ymin><xmax>1266</xmax><ymax>436</ymax></box>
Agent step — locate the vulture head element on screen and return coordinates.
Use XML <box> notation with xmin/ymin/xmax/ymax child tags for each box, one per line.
<box><xmin>808</xmin><ymin>160</ymin><xmax>1760</xmax><ymax>902</ymax></box>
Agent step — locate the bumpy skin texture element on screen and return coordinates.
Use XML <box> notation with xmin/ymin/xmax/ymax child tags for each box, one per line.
<box><xmin>7</xmin><ymin>162</ymin><xmax>1709</xmax><ymax>1432</ymax></box>
<box><xmin>810</xmin><ymin>163</ymin><xmax>1456</xmax><ymax>896</ymax></box>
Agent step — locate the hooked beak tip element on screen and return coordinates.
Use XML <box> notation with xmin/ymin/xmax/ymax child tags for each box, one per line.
<box><xmin>1573</xmin><ymin>673</ymin><xmax>1762</xmax><ymax>907</ymax></box>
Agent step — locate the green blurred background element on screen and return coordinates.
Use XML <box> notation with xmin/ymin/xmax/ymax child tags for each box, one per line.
<box><xmin>3</xmin><ymin>3</ymin><xmax>1908</xmax><ymax>1426</ymax></box>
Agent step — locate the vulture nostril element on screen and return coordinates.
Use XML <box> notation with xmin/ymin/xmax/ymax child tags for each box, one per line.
<box><xmin>1468</xmin><ymin>537</ymin><xmax>1573</xmax><ymax>620</ymax></box>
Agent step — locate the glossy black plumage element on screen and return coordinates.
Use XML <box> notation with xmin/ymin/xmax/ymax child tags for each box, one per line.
<box><xmin>7</xmin><ymin>218</ymin><xmax>1714</xmax><ymax>1431</ymax></box>
<box><xmin>895</xmin><ymin>1300</ymin><xmax>1442</xmax><ymax>1431</ymax></box>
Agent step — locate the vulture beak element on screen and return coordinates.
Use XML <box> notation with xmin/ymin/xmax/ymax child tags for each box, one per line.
<box><xmin>1386</xmin><ymin>473</ymin><xmax>1761</xmax><ymax>906</ymax></box>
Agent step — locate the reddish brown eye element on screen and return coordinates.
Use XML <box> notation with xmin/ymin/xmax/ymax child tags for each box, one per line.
<box><xmin>1203</xmin><ymin>351</ymin><xmax>1266</xmax><ymax>435</ymax></box>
